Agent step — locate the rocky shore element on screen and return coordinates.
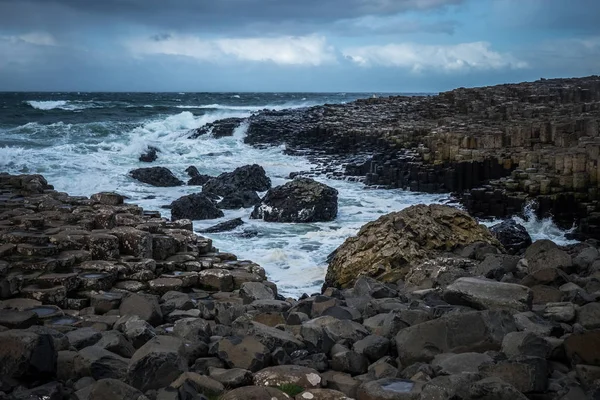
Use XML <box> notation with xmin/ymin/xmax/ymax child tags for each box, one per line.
<box><xmin>2</xmin><ymin>172</ymin><xmax>600</xmax><ymax>399</ymax></box>
<box><xmin>192</xmin><ymin>76</ymin><xmax>600</xmax><ymax>240</ymax></box>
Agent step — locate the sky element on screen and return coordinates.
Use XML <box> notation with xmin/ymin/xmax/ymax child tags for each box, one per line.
<box><xmin>0</xmin><ymin>0</ymin><xmax>598</xmax><ymax>92</ymax></box>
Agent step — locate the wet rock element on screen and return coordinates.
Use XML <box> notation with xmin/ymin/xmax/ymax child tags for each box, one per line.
<box><xmin>326</xmin><ymin>204</ymin><xmax>501</xmax><ymax>288</ymax></box>
<box><xmin>139</xmin><ymin>146</ymin><xmax>159</xmax><ymax>163</ymax></box>
<box><xmin>123</xmin><ymin>318</ymin><xmax>156</xmax><ymax>349</ymax></box>
<box><xmin>198</xmin><ymin>218</ymin><xmax>244</xmax><ymax>233</ymax></box>
<box><xmin>127</xmin><ymin>335</ymin><xmax>188</xmax><ymax>391</ymax></box>
<box><xmin>357</xmin><ymin>378</ymin><xmax>424</xmax><ymax>400</ymax></box>
<box><xmin>129</xmin><ymin>167</ymin><xmax>183</xmax><ymax>187</ymax></box>
<box><xmin>189</xmin><ymin>117</ymin><xmax>244</xmax><ymax>139</ymax></box>
<box><xmin>489</xmin><ymin>220</ymin><xmax>532</xmax><ymax>254</ymax></box>
<box><xmin>203</xmin><ymin>164</ymin><xmax>271</xmax><ymax>193</ymax></box>
<box><xmin>170</xmin><ymin>193</ymin><xmax>224</xmax><ymax>221</ymax></box>
<box><xmin>95</xmin><ymin>330</ymin><xmax>136</xmax><ymax>358</ymax></box>
<box><xmin>91</xmin><ymin>192</ymin><xmax>126</xmax><ymax>206</ymax></box>
<box><xmin>66</xmin><ymin>327</ymin><xmax>102</xmax><ymax>350</ymax></box>
<box><xmin>251</xmin><ymin>178</ymin><xmax>338</xmax><ymax>223</ymax></box>
<box><xmin>443</xmin><ymin>277</ymin><xmax>532</xmax><ymax>312</ymax></box>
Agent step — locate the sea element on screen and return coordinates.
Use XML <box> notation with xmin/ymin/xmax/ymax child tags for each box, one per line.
<box><xmin>0</xmin><ymin>92</ymin><xmax>578</xmax><ymax>297</ymax></box>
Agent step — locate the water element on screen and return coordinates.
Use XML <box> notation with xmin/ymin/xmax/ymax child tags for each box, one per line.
<box><xmin>0</xmin><ymin>92</ymin><xmax>576</xmax><ymax>297</ymax></box>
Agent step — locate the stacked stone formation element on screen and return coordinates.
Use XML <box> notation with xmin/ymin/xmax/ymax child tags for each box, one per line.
<box><xmin>2</xmin><ymin>173</ymin><xmax>600</xmax><ymax>399</ymax></box>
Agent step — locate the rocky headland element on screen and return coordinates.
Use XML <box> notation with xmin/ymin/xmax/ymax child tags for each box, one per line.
<box><xmin>2</xmin><ymin>173</ymin><xmax>600</xmax><ymax>399</ymax></box>
<box><xmin>192</xmin><ymin>76</ymin><xmax>600</xmax><ymax>240</ymax></box>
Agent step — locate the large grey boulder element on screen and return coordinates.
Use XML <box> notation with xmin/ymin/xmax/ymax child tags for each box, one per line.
<box><xmin>395</xmin><ymin>310</ymin><xmax>517</xmax><ymax>365</ymax></box>
<box><xmin>127</xmin><ymin>335</ymin><xmax>187</xmax><ymax>391</ymax></box>
<box><xmin>170</xmin><ymin>193</ymin><xmax>224</xmax><ymax>221</ymax></box>
<box><xmin>443</xmin><ymin>277</ymin><xmax>533</xmax><ymax>312</ymax></box>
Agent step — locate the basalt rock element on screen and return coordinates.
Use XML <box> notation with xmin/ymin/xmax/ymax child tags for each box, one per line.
<box><xmin>251</xmin><ymin>178</ymin><xmax>338</xmax><ymax>223</ymax></box>
<box><xmin>325</xmin><ymin>204</ymin><xmax>502</xmax><ymax>288</ymax></box>
<box><xmin>189</xmin><ymin>117</ymin><xmax>244</xmax><ymax>139</ymax></box>
<box><xmin>139</xmin><ymin>146</ymin><xmax>159</xmax><ymax>163</ymax></box>
<box><xmin>203</xmin><ymin>164</ymin><xmax>271</xmax><ymax>193</ymax></box>
<box><xmin>129</xmin><ymin>167</ymin><xmax>183</xmax><ymax>187</ymax></box>
<box><xmin>170</xmin><ymin>193</ymin><xmax>224</xmax><ymax>221</ymax></box>
<box><xmin>489</xmin><ymin>219</ymin><xmax>532</xmax><ymax>254</ymax></box>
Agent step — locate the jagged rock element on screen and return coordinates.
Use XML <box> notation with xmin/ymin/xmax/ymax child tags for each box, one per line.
<box><xmin>352</xmin><ymin>335</ymin><xmax>390</xmax><ymax>362</ymax></box>
<box><xmin>442</xmin><ymin>277</ymin><xmax>532</xmax><ymax>312</ymax></box>
<box><xmin>326</xmin><ymin>204</ymin><xmax>502</xmax><ymax>288</ymax></box>
<box><xmin>199</xmin><ymin>218</ymin><xmax>244</xmax><ymax>233</ymax></box>
<box><xmin>489</xmin><ymin>220</ymin><xmax>532</xmax><ymax>254</ymax></box>
<box><xmin>139</xmin><ymin>146</ymin><xmax>159</xmax><ymax>163</ymax></box>
<box><xmin>203</xmin><ymin>164</ymin><xmax>271</xmax><ymax>193</ymax></box>
<box><xmin>129</xmin><ymin>167</ymin><xmax>183</xmax><ymax>187</ymax></box>
<box><xmin>128</xmin><ymin>335</ymin><xmax>188</xmax><ymax>392</ymax></box>
<box><xmin>170</xmin><ymin>372</ymin><xmax>224</xmax><ymax>398</ymax></box>
<box><xmin>170</xmin><ymin>193</ymin><xmax>224</xmax><ymax>221</ymax></box>
<box><xmin>66</xmin><ymin>328</ymin><xmax>102</xmax><ymax>350</ymax></box>
<box><xmin>189</xmin><ymin>117</ymin><xmax>244</xmax><ymax>139</ymax></box>
<box><xmin>208</xmin><ymin>367</ymin><xmax>253</xmax><ymax>388</ymax></box>
<box><xmin>95</xmin><ymin>331</ymin><xmax>136</xmax><ymax>358</ymax></box>
<box><xmin>251</xmin><ymin>178</ymin><xmax>338</xmax><ymax>223</ymax></box>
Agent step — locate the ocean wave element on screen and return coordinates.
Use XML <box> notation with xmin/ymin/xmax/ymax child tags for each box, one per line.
<box><xmin>25</xmin><ymin>100</ymin><xmax>122</xmax><ymax>111</ymax></box>
<box><xmin>175</xmin><ymin>102</ymin><xmax>315</xmax><ymax>112</ymax></box>
<box><xmin>26</xmin><ymin>100</ymin><xmax>69</xmax><ymax>110</ymax></box>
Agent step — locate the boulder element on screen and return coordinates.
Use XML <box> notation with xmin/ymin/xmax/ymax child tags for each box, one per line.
<box><xmin>524</xmin><ymin>239</ymin><xmax>572</xmax><ymax>274</ymax></box>
<box><xmin>129</xmin><ymin>167</ymin><xmax>183</xmax><ymax>187</ymax></box>
<box><xmin>119</xmin><ymin>293</ymin><xmax>163</xmax><ymax>327</ymax></box>
<box><xmin>489</xmin><ymin>219</ymin><xmax>532</xmax><ymax>254</ymax></box>
<box><xmin>170</xmin><ymin>193</ymin><xmax>224</xmax><ymax>221</ymax></box>
<box><xmin>88</xmin><ymin>378</ymin><xmax>148</xmax><ymax>400</ymax></box>
<box><xmin>127</xmin><ymin>335</ymin><xmax>188</xmax><ymax>391</ymax></box>
<box><xmin>326</xmin><ymin>204</ymin><xmax>502</xmax><ymax>288</ymax></box>
<box><xmin>0</xmin><ymin>329</ymin><xmax>57</xmax><ymax>379</ymax></box>
<box><xmin>442</xmin><ymin>277</ymin><xmax>532</xmax><ymax>312</ymax></box>
<box><xmin>139</xmin><ymin>146</ymin><xmax>159</xmax><ymax>163</ymax></box>
<box><xmin>185</xmin><ymin>166</ymin><xmax>212</xmax><ymax>186</ymax></box>
<box><xmin>199</xmin><ymin>218</ymin><xmax>245</xmax><ymax>233</ymax></box>
<box><xmin>75</xmin><ymin>346</ymin><xmax>128</xmax><ymax>380</ymax></box>
<box><xmin>203</xmin><ymin>164</ymin><xmax>271</xmax><ymax>193</ymax></box>
<box><xmin>395</xmin><ymin>310</ymin><xmax>516</xmax><ymax>365</ymax></box>
<box><xmin>251</xmin><ymin>178</ymin><xmax>338</xmax><ymax>223</ymax></box>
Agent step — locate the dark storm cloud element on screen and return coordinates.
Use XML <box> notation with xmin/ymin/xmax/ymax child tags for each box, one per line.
<box><xmin>0</xmin><ymin>0</ymin><xmax>464</xmax><ymax>34</ymax></box>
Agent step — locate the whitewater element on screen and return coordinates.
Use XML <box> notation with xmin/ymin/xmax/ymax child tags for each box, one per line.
<box><xmin>0</xmin><ymin>92</ymin><xmax>577</xmax><ymax>296</ymax></box>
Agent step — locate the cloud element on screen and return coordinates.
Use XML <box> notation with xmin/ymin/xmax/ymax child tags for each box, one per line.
<box><xmin>128</xmin><ymin>34</ymin><xmax>337</xmax><ymax>66</ymax></box>
<box><xmin>343</xmin><ymin>41</ymin><xmax>528</xmax><ymax>72</ymax></box>
<box><xmin>0</xmin><ymin>0</ymin><xmax>465</xmax><ymax>34</ymax></box>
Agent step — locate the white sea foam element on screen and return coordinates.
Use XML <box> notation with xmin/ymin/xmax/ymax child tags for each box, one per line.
<box><xmin>175</xmin><ymin>102</ymin><xmax>315</xmax><ymax>112</ymax></box>
<box><xmin>0</xmin><ymin>105</ymin><xmax>579</xmax><ymax>297</ymax></box>
<box><xmin>27</xmin><ymin>100</ymin><xmax>69</xmax><ymax>110</ymax></box>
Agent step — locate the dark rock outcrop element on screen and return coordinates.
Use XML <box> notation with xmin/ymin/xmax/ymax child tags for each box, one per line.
<box><xmin>139</xmin><ymin>146</ymin><xmax>159</xmax><ymax>163</ymax></box>
<box><xmin>185</xmin><ymin>166</ymin><xmax>212</xmax><ymax>186</ymax></box>
<box><xmin>199</xmin><ymin>218</ymin><xmax>245</xmax><ymax>234</ymax></box>
<box><xmin>251</xmin><ymin>178</ymin><xmax>338</xmax><ymax>223</ymax></box>
<box><xmin>203</xmin><ymin>164</ymin><xmax>271</xmax><ymax>193</ymax></box>
<box><xmin>189</xmin><ymin>117</ymin><xmax>245</xmax><ymax>139</ymax></box>
<box><xmin>129</xmin><ymin>167</ymin><xmax>183</xmax><ymax>187</ymax></box>
<box><xmin>490</xmin><ymin>219</ymin><xmax>533</xmax><ymax>254</ymax></box>
<box><xmin>170</xmin><ymin>193</ymin><xmax>224</xmax><ymax>221</ymax></box>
